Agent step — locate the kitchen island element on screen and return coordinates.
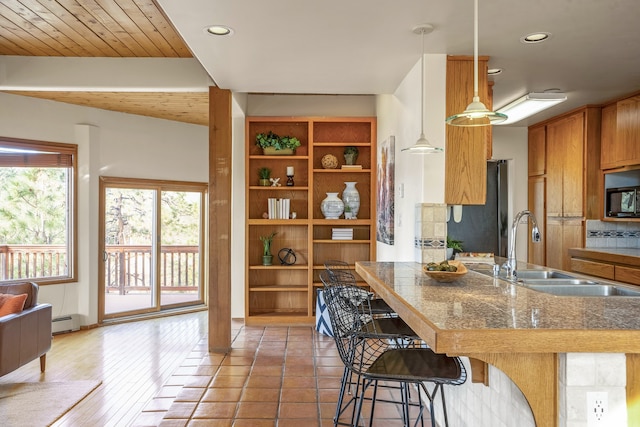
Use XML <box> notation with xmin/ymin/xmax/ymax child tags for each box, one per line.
<box><xmin>355</xmin><ymin>261</ymin><xmax>640</xmax><ymax>427</ymax></box>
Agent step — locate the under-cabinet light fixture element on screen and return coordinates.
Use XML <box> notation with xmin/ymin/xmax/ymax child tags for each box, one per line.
<box><xmin>495</xmin><ymin>92</ymin><xmax>567</xmax><ymax>125</ymax></box>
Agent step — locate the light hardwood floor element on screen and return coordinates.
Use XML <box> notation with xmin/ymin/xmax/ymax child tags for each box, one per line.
<box><xmin>1</xmin><ymin>312</ymin><xmax>417</xmax><ymax>427</ymax></box>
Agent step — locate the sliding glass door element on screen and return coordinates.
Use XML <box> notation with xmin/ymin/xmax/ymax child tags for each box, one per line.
<box><xmin>100</xmin><ymin>177</ymin><xmax>207</xmax><ymax>320</ymax></box>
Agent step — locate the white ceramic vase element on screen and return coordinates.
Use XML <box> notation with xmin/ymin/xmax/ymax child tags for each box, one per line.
<box><xmin>321</xmin><ymin>192</ymin><xmax>344</xmax><ymax>219</ymax></box>
<box><xmin>342</xmin><ymin>182</ymin><xmax>360</xmax><ymax>219</ymax></box>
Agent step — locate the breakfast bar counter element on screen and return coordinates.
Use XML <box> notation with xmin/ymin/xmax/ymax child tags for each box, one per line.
<box><xmin>355</xmin><ymin>261</ymin><xmax>640</xmax><ymax>427</ymax></box>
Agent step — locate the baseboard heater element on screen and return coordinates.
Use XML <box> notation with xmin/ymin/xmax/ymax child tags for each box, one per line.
<box><xmin>52</xmin><ymin>314</ymin><xmax>80</xmax><ymax>334</ymax></box>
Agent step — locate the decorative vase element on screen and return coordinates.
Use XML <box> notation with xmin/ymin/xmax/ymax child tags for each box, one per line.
<box><xmin>342</xmin><ymin>182</ymin><xmax>360</xmax><ymax>219</ymax></box>
<box><xmin>259</xmin><ymin>178</ymin><xmax>270</xmax><ymax>186</ymax></box>
<box><xmin>321</xmin><ymin>192</ymin><xmax>344</xmax><ymax>219</ymax></box>
<box><xmin>344</xmin><ymin>152</ymin><xmax>358</xmax><ymax>165</ymax></box>
<box><xmin>262</xmin><ymin>255</ymin><xmax>273</xmax><ymax>266</ymax></box>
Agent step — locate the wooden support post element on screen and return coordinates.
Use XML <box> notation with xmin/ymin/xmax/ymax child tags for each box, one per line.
<box><xmin>208</xmin><ymin>87</ymin><xmax>232</xmax><ymax>353</ymax></box>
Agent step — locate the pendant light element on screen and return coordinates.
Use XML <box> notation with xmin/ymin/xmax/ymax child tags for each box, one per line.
<box><xmin>402</xmin><ymin>24</ymin><xmax>443</xmax><ymax>153</ymax></box>
<box><xmin>445</xmin><ymin>0</ymin><xmax>507</xmax><ymax>126</ymax></box>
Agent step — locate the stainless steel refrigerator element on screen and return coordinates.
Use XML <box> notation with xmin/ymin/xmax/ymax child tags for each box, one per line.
<box><xmin>447</xmin><ymin>160</ymin><xmax>509</xmax><ymax>257</ymax></box>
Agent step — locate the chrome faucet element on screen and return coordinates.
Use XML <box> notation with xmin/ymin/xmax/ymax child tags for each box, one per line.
<box><xmin>502</xmin><ymin>210</ymin><xmax>541</xmax><ymax>279</ymax></box>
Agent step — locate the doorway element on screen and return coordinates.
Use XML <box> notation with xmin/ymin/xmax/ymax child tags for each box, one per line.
<box><xmin>99</xmin><ymin>177</ymin><xmax>207</xmax><ymax>321</ymax></box>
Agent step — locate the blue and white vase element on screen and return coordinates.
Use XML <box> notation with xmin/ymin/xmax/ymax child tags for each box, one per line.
<box><xmin>342</xmin><ymin>182</ymin><xmax>360</xmax><ymax>219</ymax></box>
<box><xmin>321</xmin><ymin>192</ymin><xmax>344</xmax><ymax>219</ymax></box>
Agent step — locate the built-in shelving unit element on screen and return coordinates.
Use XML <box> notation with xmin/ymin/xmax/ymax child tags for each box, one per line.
<box><xmin>245</xmin><ymin>116</ymin><xmax>377</xmax><ymax>325</ymax></box>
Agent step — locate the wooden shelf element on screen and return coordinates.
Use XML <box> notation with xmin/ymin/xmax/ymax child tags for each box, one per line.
<box><xmin>313</xmin><ymin>239</ymin><xmax>370</xmax><ymax>244</ymax></box>
<box><xmin>245</xmin><ymin>116</ymin><xmax>377</xmax><ymax>325</ymax></box>
<box><xmin>313</xmin><ymin>169</ymin><xmax>371</xmax><ymax>173</ymax></box>
<box><xmin>248</xmin><ymin>265</ymin><xmax>308</xmax><ymax>270</ymax></box>
<box><xmin>249</xmin><ymin>285</ymin><xmax>308</xmax><ymax>292</ymax></box>
<box><xmin>249</xmin><ymin>186</ymin><xmax>309</xmax><ymax>191</ymax></box>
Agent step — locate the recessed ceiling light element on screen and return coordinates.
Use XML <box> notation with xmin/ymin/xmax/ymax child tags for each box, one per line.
<box><xmin>521</xmin><ymin>32</ymin><xmax>551</xmax><ymax>44</ymax></box>
<box><xmin>205</xmin><ymin>25</ymin><xmax>233</xmax><ymax>36</ymax></box>
<box><xmin>487</xmin><ymin>68</ymin><xmax>502</xmax><ymax>75</ymax></box>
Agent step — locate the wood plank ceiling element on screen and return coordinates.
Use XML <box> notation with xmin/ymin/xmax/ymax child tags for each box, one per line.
<box><xmin>0</xmin><ymin>0</ymin><xmax>209</xmax><ymax>126</ymax></box>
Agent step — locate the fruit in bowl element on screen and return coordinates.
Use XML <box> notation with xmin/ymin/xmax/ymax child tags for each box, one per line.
<box><xmin>423</xmin><ymin>260</ymin><xmax>468</xmax><ymax>282</ymax></box>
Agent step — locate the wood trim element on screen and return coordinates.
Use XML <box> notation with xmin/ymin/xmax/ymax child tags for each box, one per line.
<box><xmin>469</xmin><ymin>357</ymin><xmax>489</xmax><ymax>386</ymax></box>
<box><xmin>466</xmin><ymin>353</ymin><xmax>558</xmax><ymax>427</ymax></box>
<box><xmin>208</xmin><ymin>87</ymin><xmax>232</xmax><ymax>353</ymax></box>
<box><xmin>627</xmin><ymin>354</ymin><xmax>640</xmax><ymax>427</ymax></box>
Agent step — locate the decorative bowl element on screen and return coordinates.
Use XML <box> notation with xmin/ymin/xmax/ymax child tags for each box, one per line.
<box><xmin>423</xmin><ymin>261</ymin><xmax>468</xmax><ymax>283</ymax></box>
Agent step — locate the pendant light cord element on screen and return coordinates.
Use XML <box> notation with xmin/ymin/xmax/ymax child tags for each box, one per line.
<box><xmin>473</xmin><ymin>0</ymin><xmax>479</xmax><ymax>100</ymax></box>
<box><xmin>420</xmin><ymin>29</ymin><xmax>425</xmax><ymax>135</ymax></box>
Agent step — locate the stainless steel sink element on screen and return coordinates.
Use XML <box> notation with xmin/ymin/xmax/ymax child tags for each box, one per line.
<box><xmin>522</xmin><ymin>283</ymin><xmax>640</xmax><ymax>297</ymax></box>
<box><xmin>514</xmin><ymin>269</ymin><xmax>575</xmax><ymax>280</ymax></box>
<box><xmin>517</xmin><ymin>278</ymin><xmax>598</xmax><ymax>286</ymax></box>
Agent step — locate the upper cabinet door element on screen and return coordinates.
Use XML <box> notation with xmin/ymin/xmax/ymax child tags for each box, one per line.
<box><xmin>528</xmin><ymin>126</ymin><xmax>546</xmax><ymax>176</ymax></box>
<box><xmin>616</xmin><ymin>95</ymin><xmax>640</xmax><ymax>167</ymax></box>
<box><xmin>546</xmin><ymin>112</ymin><xmax>585</xmax><ymax>218</ymax></box>
<box><xmin>600</xmin><ymin>103</ymin><xmax>618</xmax><ymax>170</ymax></box>
<box><xmin>445</xmin><ymin>56</ymin><xmax>489</xmax><ymax>205</ymax></box>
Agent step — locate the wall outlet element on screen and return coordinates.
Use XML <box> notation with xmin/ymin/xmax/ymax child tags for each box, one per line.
<box><xmin>587</xmin><ymin>391</ymin><xmax>608</xmax><ymax>426</ymax></box>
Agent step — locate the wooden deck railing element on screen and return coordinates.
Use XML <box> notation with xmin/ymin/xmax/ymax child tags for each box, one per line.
<box><xmin>0</xmin><ymin>244</ymin><xmax>200</xmax><ymax>294</ymax></box>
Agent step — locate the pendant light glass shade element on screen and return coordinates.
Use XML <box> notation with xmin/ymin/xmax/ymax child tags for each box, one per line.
<box><xmin>445</xmin><ymin>0</ymin><xmax>507</xmax><ymax>127</ymax></box>
<box><xmin>402</xmin><ymin>24</ymin><xmax>443</xmax><ymax>154</ymax></box>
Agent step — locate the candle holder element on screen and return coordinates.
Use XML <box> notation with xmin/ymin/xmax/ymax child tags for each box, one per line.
<box><xmin>286</xmin><ymin>166</ymin><xmax>294</xmax><ymax>186</ymax></box>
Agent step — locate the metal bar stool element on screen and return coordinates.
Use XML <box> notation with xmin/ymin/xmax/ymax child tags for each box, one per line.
<box><xmin>323</xmin><ymin>283</ymin><xmax>467</xmax><ymax>427</ymax></box>
<box><xmin>320</xmin><ymin>271</ymin><xmax>422</xmax><ymax>426</ymax></box>
<box><xmin>324</xmin><ymin>260</ymin><xmax>396</xmax><ymax>317</ymax></box>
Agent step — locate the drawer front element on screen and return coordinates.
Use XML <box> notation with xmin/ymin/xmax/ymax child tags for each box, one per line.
<box><xmin>615</xmin><ymin>265</ymin><xmax>640</xmax><ymax>286</ymax></box>
<box><xmin>570</xmin><ymin>258</ymin><xmax>615</xmax><ymax>280</ymax></box>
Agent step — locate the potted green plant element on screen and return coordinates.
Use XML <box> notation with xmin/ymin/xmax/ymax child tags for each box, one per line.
<box><xmin>344</xmin><ymin>146</ymin><xmax>359</xmax><ymax>165</ymax></box>
<box><xmin>256</xmin><ymin>131</ymin><xmax>301</xmax><ymax>155</ymax></box>
<box><xmin>344</xmin><ymin>204</ymin><xmax>353</xmax><ymax>219</ymax></box>
<box><xmin>258</xmin><ymin>167</ymin><xmax>271</xmax><ymax>186</ymax></box>
<box><xmin>446</xmin><ymin>236</ymin><xmax>464</xmax><ymax>260</ymax></box>
<box><xmin>260</xmin><ymin>231</ymin><xmax>277</xmax><ymax>265</ymax></box>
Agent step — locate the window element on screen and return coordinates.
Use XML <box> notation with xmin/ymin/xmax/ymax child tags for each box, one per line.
<box><xmin>0</xmin><ymin>137</ymin><xmax>77</xmax><ymax>285</ymax></box>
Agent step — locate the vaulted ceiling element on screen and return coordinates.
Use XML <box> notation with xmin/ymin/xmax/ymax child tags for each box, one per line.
<box><xmin>0</xmin><ymin>0</ymin><xmax>208</xmax><ymax>125</ymax></box>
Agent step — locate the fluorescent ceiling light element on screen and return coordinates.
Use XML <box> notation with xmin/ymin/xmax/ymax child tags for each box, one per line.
<box><xmin>495</xmin><ymin>92</ymin><xmax>567</xmax><ymax>125</ymax></box>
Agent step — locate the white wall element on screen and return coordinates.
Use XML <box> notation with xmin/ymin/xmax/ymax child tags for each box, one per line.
<box><xmin>375</xmin><ymin>54</ymin><xmax>447</xmax><ymax>262</ymax></box>
<box><xmin>492</xmin><ymin>126</ymin><xmax>530</xmax><ymax>260</ymax></box>
<box><xmin>0</xmin><ymin>92</ymin><xmax>208</xmax><ymax>325</ymax></box>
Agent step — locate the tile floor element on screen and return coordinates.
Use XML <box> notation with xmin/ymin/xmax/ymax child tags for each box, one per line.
<box><xmin>131</xmin><ymin>323</ymin><xmax>423</xmax><ymax>427</ymax></box>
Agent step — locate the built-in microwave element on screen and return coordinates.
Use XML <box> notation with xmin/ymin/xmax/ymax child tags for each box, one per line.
<box><xmin>606</xmin><ymin>186</ymin><xmax>640</xmax><ymax>218</ymax></box>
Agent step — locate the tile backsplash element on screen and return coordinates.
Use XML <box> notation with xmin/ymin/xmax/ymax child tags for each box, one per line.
<box><xmin>414</xmin><ymin>203</ymin><xmax>447</xmax><ymax>263</ymax></box>
<box><xmin>586</xmin><ymin>220</ymin><xmax>640</xmax><ymax>248</ymax></box>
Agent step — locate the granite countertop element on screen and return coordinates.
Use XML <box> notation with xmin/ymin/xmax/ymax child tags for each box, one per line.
<box><xmin>356</xmin><ymin>261</ymin><xmax>640</xmax><ymax>354</ymax></box>
<box><xmin>569</xmin><ymin>247</ymin><xmax>640</xmax><ymax>266</ymax></box>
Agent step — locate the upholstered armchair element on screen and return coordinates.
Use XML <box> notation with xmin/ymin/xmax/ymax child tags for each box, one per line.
<box><xmin>0</xmin><ymin>282</ymin><xmax>52</xmax><ymax>377</ymax></box>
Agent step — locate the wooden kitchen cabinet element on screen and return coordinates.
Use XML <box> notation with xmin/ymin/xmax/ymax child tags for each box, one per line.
<box><xmin>600</xmin><ymin>102</ymin><xmax>619</xmax><ymax>170</ymax></box>
<box><xmin>570</xmin><ymin>250</ymin><xmax>640</xmax><ymax>286</ymax></box>
<box><xmin>546</xmin><ymin>112</ymin><xmax>585</xmax><ymax>218</ymax></box>
<box><xmin>528</xmin><ymin>126</ymin><xmax>546</xmax><ymax>176</ymax></box>
<box><xmin>528</xmin><ymin>107</ymin><xmax>601</xmax><ymax>269</ymax></box>
<box><xmin>600</xmin><ymin>93</ymin><xmax>640</xmax><ymax>170</ymax></box>
<box><xmin>244</xmin><ymin>116</ymin><xmax>376</xmax><ymax>325</ymax></box>
<box><xmin>615</xmin><ymin>94</ymin><xmax>640</xmax><ymax>167</ymax></box>
<box><xmin>528</xmin><ymin>176</ymin><xmax>546</xmax><ymax>266</ymax></box>
<box><xmin>445</xmin><ymin>56</ymin><xmax>491</xmax><ymax>205</ymax></box>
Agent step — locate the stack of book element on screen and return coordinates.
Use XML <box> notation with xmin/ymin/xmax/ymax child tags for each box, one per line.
<box><xmin>267</xmin><ymin>198</ymin><xmax>291</xmax><ymax>219</ymax></box>
<box><xmin>332</xmin><ymin>228</ymin><xmax>353</xmax><ymax>240</ymax></box>
<box><xmin>341</xmin><ymin>164</ymin><xmax>363</xmax><ymax>170</ymax></box>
